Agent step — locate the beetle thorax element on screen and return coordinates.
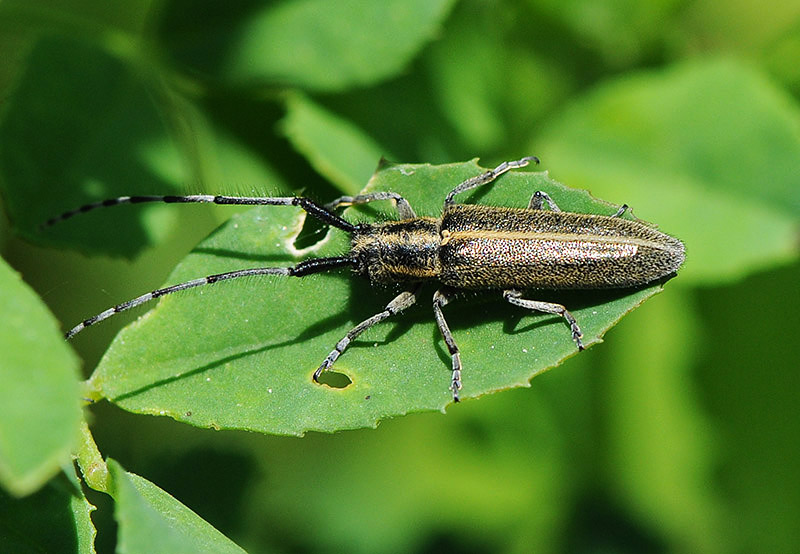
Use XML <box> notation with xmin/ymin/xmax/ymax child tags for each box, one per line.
<box><xmin>351</xmin><ymin>217</ymin><xmax>441</xmax><ymax>283</ymax></box>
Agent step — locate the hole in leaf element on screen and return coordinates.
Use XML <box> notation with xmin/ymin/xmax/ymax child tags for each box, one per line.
<box><xmin>316</xmin><ymin>370</ymin><xmax>352</xmax><ymax>389</ymax></box>
<box><xmin>293</xmin><ymin>215</ymin><xmax>328</xmax><ymax>249</ymax></box>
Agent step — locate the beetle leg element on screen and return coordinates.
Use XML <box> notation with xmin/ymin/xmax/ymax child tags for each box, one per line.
<box><xmin>432</xmin><ymin>288</ymin><xmax>463</xmax><ymax>402</ymax></box>
<box><xmin>314</xmin><ymin>285</ymin><xmax>421</xmax><ymax>384</ymax></box>
<box><xmin>528</xmin><ymin>192</ymin><xmax>629</xmax><ymax>219</ymax></box>
<box><xmin>444</xmin><ymin>156</ymin><xmax>539</xmax><ymax>205</ymax></box>
<box><xmin>503</xmin><ymin>290</ymin><xmax>584</xmax><ymax>350</ymax></box>
<box><xmin>611</xmin><ymin>204</ymin><xmax>629</xmax><ymax>218</ymax></box>
<box><xmin>325</xmin><ymin>191</ymin><xmax>416</xmax><ymax>219</ymax></box>
<box><xmin>528</xmin><ymin>192</ymin><xmax>630</xmax><ymax>219</ymax></box>
<box><xmin>527</xmin><ymin>190</ymin><xmax>562</xmax><ymax>212</ymax></box>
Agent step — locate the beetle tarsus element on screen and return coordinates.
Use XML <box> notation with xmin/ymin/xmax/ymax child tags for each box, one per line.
<box><xmin>450</xmin><ymin>357</ymin><xmax>462</xmax><ymax>402</ymax></box>
<box><xmin>611</xmin><ymin>204</ymin><xmax>629</xmax><ymax>218</ymax></box>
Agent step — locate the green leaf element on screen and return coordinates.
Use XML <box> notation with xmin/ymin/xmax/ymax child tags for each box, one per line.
<box><xmin>281</xmin><ymin>92</ymin><xmax>390</xmax><ymax>195</ymax></box>
<box><xmin>695</xmin><ymin>261</ymin><xmax>800</xmax><ymax>552</ymax></box>
<box><xmin>70</xmin><ymin>481</ymin><xmax>97</xmax><ymax>554</ymax></box>
<box><xmin>215</xmin><ymin>0</ymin><xmax>457</xmax><ymax>91</ymax></box>
<box><xmin>0</xmin><ymin>33</ymin><xmax>291</xmax><ymax>258</ymax></box>
<box><xmin>244</xmin><ymin>396</ymin><xmax>572</xmax><ymax>552</ymax></box>
<box><xmin>535</xmin><ymin>58</ymin><xmax>800</xmax><ymax>285</ymax></box>
<box><xmin>425</xmin><ymin>2</ymin><xmax>573</xmax><ymax>152</ymax></box>
<box><xmin>90</xmin><ymin>160</ymin><xmax>673</xmax><ymax>435</ymax></box>
<box><xmin>0</xmin><ymin>36</ymin><xmax>191</xmax><ymax>257</ymax></box>
<box><xmin>0</xmin><ymin>256</ymin><xmax>82</xmax><ymax>497</ymax></box>
<box><xmin>0</xmin><ymin>469</ymin><xmax>97</xmax><ymax>554</ymax></box>
<box><xmin>676</xmin><ymin>0</ymin><xmax>800</xmax><ymax>58</ymax></box>
<box><xmin>532</xmin><ymin>0</ymin><xmax>682</xmax><ymax>65</ymax></box>
<box><xmin>108</xmin><ymin>459</ymin><xmax>245</xmax><ymax>554</ymax></box>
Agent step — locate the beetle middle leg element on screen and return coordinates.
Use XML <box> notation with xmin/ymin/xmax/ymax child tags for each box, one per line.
<box><xmin>503</xmin><ymin>290</ymin><xmax>585</xmax><ymax>350</ymax></box>
<box><xmin>314</xmin><ymin>285</ymin><xmax>422</xmax><ymax>384</ymax></box>
<box><xmin>445</xmin><ymin>156</ymin><xmax>539</xmax><ymax>204</ymax></box>
<box><xmin>432</xmin><ymin>288</ymin><xmax>463</xmax><ymax>402</ymax></box>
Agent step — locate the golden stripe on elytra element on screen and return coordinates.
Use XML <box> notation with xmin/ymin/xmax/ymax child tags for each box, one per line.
<box><xmin>440</xmin><ymin>229</ymin><xmax>661</xmax><ymax>248</ymax></box>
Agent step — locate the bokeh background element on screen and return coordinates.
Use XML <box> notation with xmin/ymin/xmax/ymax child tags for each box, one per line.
<box><xmin>1</xmin><ymin>0</ymin><xmax>799</xmax><ymax>552</ymax></box>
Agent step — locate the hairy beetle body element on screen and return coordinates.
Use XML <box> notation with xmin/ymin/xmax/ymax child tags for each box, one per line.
<box><xmin>50</xmin><ymin>157</ymin><xmax>685</xmax><ymax>402</ymax></box>
<box><xmin>351</xmin><ymin>204</ymin><xmax>684</xmax><ymax>290</ymax></box>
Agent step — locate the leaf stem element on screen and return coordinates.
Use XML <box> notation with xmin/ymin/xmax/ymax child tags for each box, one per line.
<box><xmin>74</xmin><ymin>420</ymin><xmax>111</xmax><ymax>494</ymax></box>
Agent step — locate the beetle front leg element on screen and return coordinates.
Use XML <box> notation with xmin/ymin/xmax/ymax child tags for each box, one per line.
<box><xmin>503</xmin><ymin>290</ymin><xmax>584</xmax><ymax>350</ymax></box>
<box><xmin>314</xmin><ymin>285</ymin><xmax>420</xmax><ymax>383</ymax></box>
<box><xmin>325</xmin><ymin>191</ymin><xmax>417</xmax><ymax>219</ymax></box>
<box><xmin>432</xmin><ymin>288</ymin><xmax>463</xmax><ymax>402</ymax></box>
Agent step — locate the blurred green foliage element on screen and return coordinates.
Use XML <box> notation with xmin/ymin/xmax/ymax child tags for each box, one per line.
<box><xmin>0</xmin><ymin>0</ymin><xmax>798</xmax><ymax>552</ymax></box>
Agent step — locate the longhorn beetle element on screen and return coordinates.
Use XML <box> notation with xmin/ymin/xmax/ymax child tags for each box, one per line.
<box><xmin>47</xmin><ymin>157</ymin><xmax>685</xmax><ymax>401</ymax></box>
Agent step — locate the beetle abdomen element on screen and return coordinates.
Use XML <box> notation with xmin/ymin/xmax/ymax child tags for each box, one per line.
<box><xmin>438</xmin><ymin>204</ymin><xmax>684</xmax><ymax>289</ymax></box>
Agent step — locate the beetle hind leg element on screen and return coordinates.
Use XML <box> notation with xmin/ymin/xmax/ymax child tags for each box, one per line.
<box><xmin>528</xmin><ymin>191</ymin><xmax>629</xmax><ymax>219</ymax></box>
<box><xmin>325</xmin><ymin>191</ymin><xmax>417</xmax><ymax>219</ymax></box>
<box><xmin>503</xmin><ymin>290</ymin><xmax>585</xmax><ymax>350</ymax></box>
<box><xmin>611</xmin><ymin>204</ymin><xmax>629</xmax><ymax>217</ymax></box>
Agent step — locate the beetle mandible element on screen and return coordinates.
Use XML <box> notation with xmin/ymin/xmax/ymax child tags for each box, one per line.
<box><xmin>49</xmin><ymin>157</ymin><xmax>685</xmax><ymax>401</ymax></box>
